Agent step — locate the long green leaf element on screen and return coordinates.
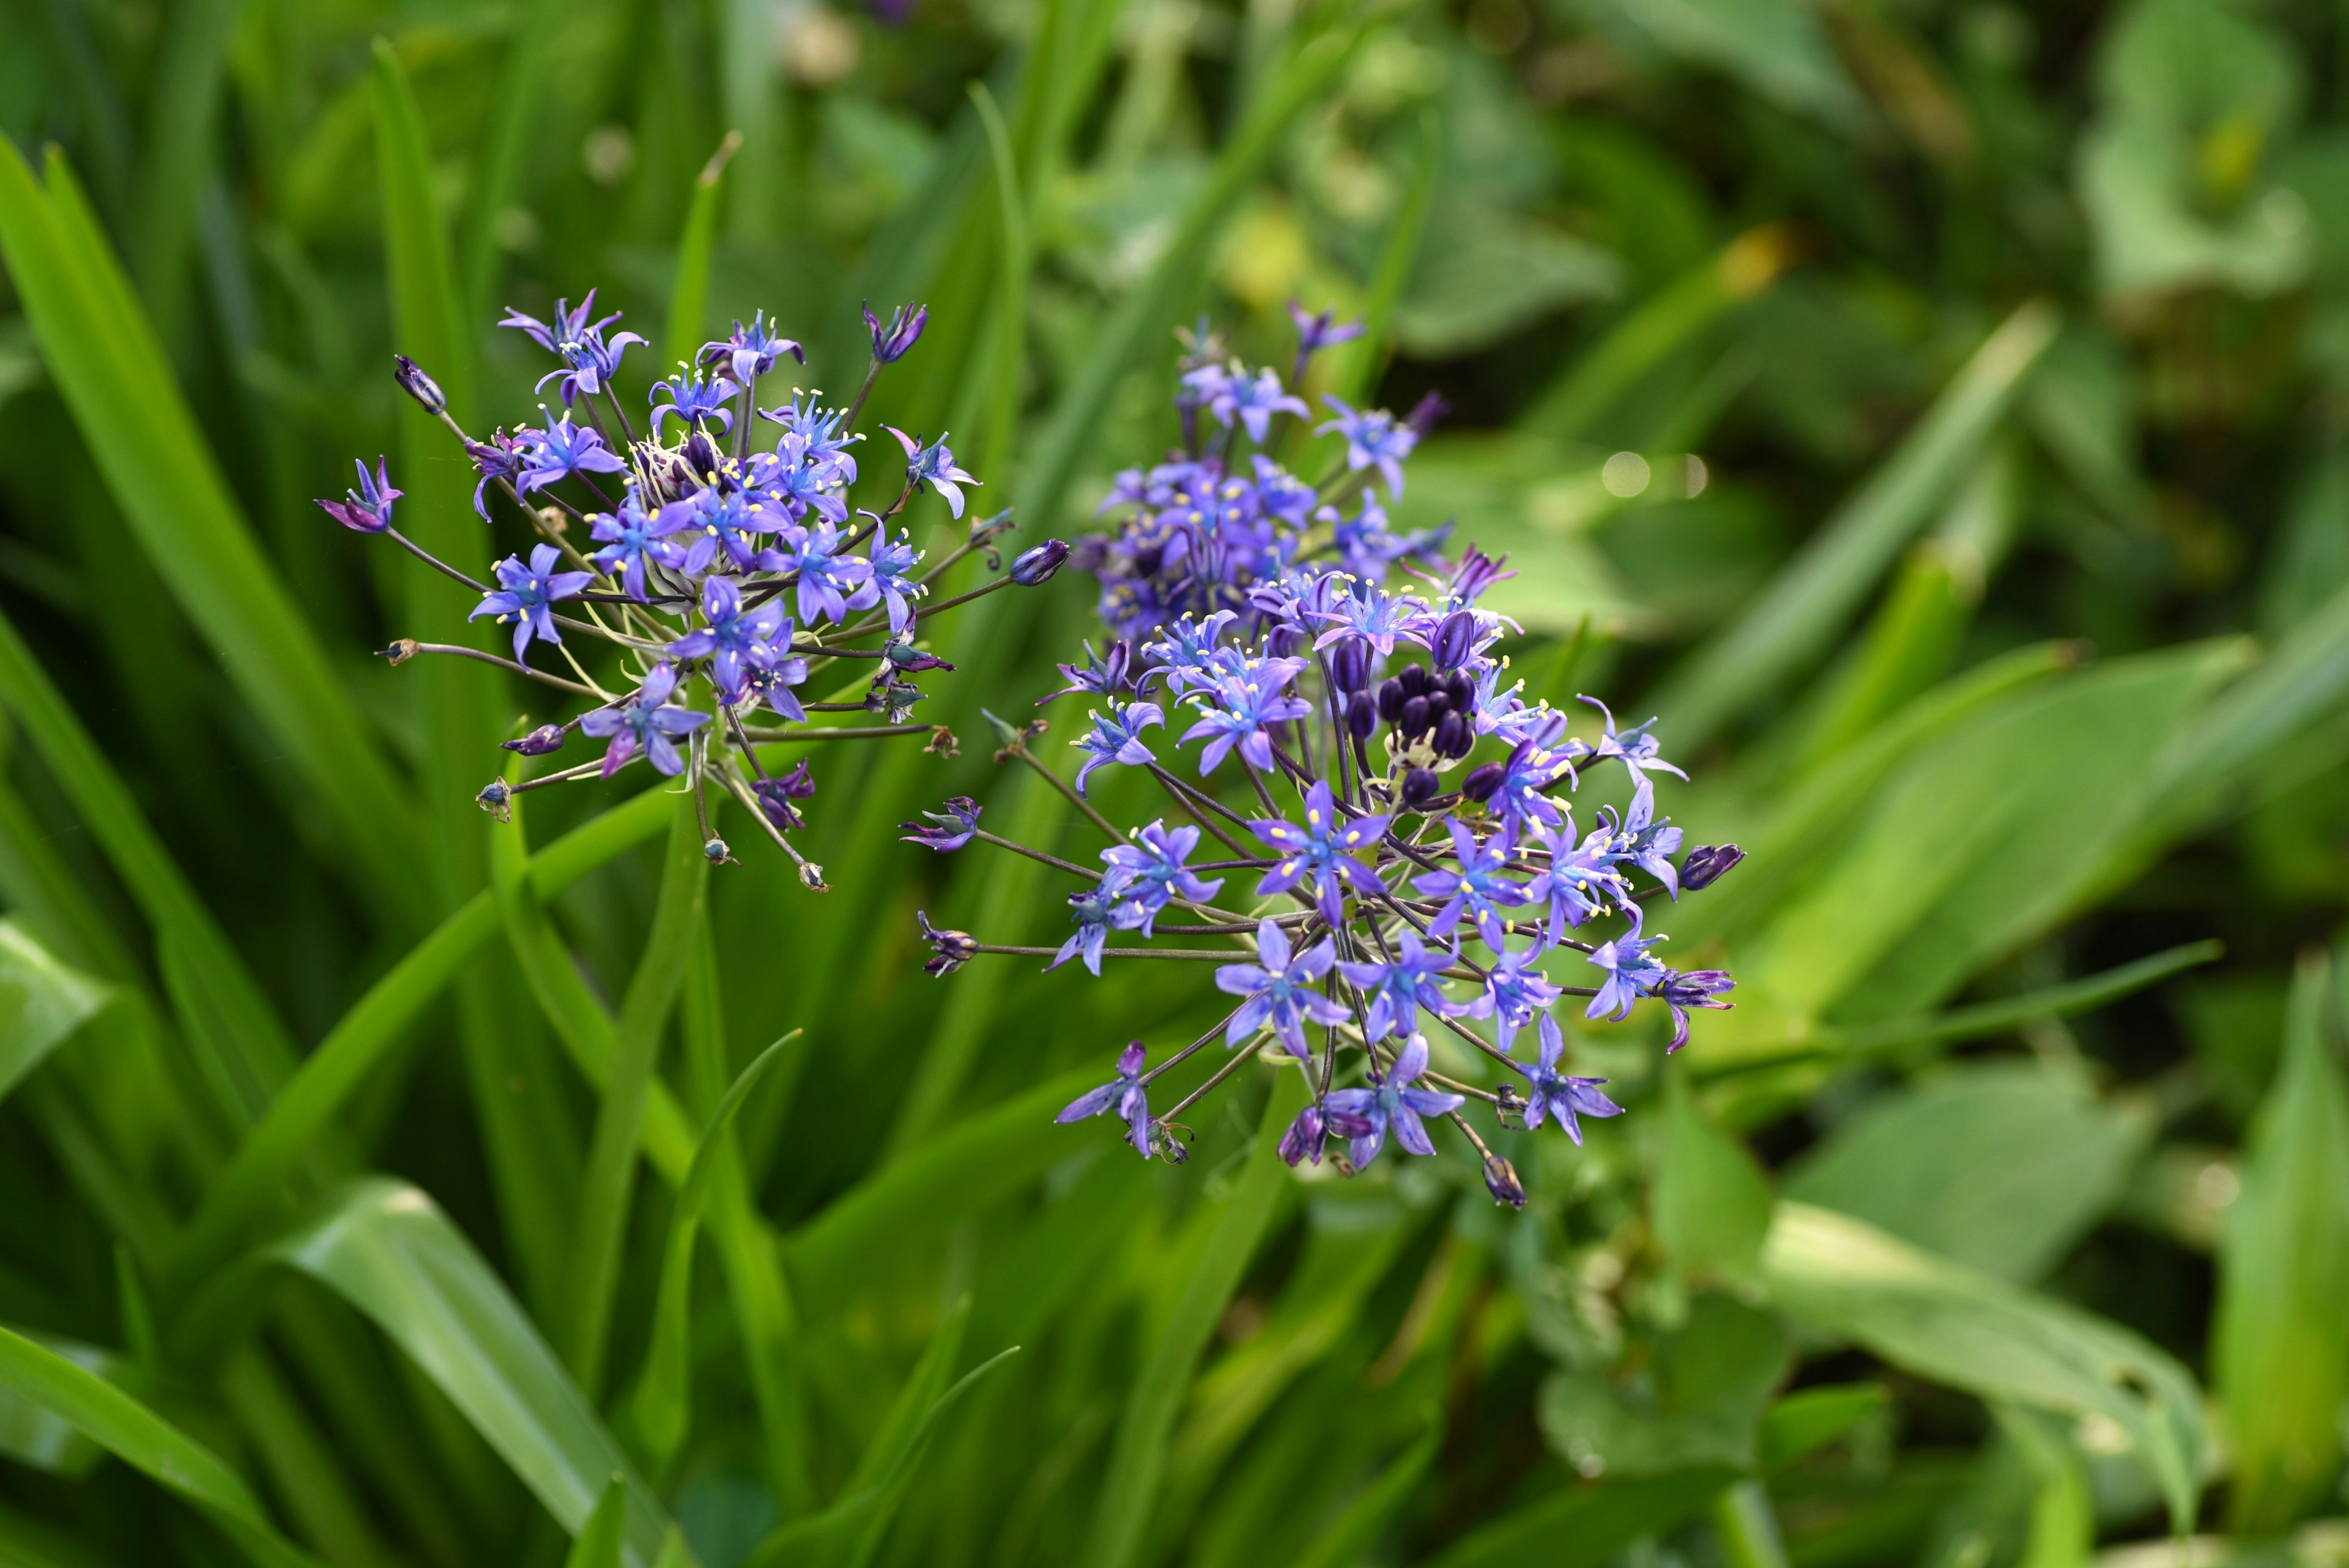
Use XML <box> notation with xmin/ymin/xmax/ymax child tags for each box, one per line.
<box><xmin>0</xmin><ymin>921</ymin><xmax>106</xmax><ymax>1105</ymax></box>
<box><xmin>1289</xmin><ymin>1414</ymin><xmax>1442</xmax><ymax>1568</ymax></box>
<box><xmin>631</xmin><ymin>1031</ymin><xmax>795</xmax><ymax>1467</ymax></box>
<box><xmin>0</xmin><ymin>600</ymin><xmax>295</xmax><ymax>1127</ymax></box>
<box><xmin>664</xmin><ymin>132</ymin><xmax>743</xmax><ymax>372</ymax></box>
<box><xmin>127</xmin><ymin>0</ymin><xmax>240</xmax><ymax>340</ymax></box>
<box><xmin>1762</xmin><ymin>1202</ymin><xmax>2205</xmax><ymax>1530</ymax></box>
<box><xmin>2213</xmin><ymin>950</ymin><xmax>2349</xmax><ymax>1535</ymax></box>
<box><xmin>0</xmin><ymin>1325</ymin><xmax>319</xmax><ymax>1568</ymax></box>
<box><xmin>1423</xmin><ymin>1466</ymin><xmax>1740</xmax><ymax>1568</ymax></box>
<box><xmin>566</xmin><ymin>1479</ymin><xmax>629</xmax><ymax>1568</ymax></box>
<box><xmin>1328</xmin><ymin>105</ymin><xmax>1439</xmax><ymax>410</ymax></box>
<box><xmin>1652</xmin><ymin>300</ymin><xmax>2059</xmax><ymax>749</ymax></box>
<box><xmin>0</xmin><ymin>139</ymin><xmax>425</xmax><ymax>918</ymax></box>
<box><xmin>271</xmin><ymin>1179</ymin><xmax>672</xmax><ymax>1568</ymax></box>
<box><xmin>1080</xmin><ymin>1065</ymin><xmax>1307</xmax><ymax>1568</ymax></box>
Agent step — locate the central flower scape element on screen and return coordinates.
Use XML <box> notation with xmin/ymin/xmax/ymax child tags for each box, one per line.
<box><xmin>328</xmin><ymin>297</ymin><xmax>1069</xmax><ymax>884</ymax></box>
<box><xmin>907</xmin><ymin>309</ymin><xmax>1743</xmax><ymax>1205</ymax></box>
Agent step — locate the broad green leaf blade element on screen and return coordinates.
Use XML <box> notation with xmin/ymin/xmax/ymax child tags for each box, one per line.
<box><xmin>1653</xmin><ymin>300</ymin><xmax>2058</xmax><ymax>749</ymax></box>
<box><xmin>1762</xmin><ymin>1202</ymin><xmax>2205</xmax><ymax>1530</ymax></box>
<box><xmin>0</xmin><ymin>1330</ymin><xmax>122</xmax><ymax>1477</ymax></box>
<box><xmin>2151</xmin><ymin>575</ymin><xmax>2349</xmax><ymax>818</ymax></box>
<box><xmin>565</xmin><ymin>1478</ymin><xmax>629</xmax><ymax>1568</ymax></box>
<box><xmin>0</xmin><ymin>140</ymin><xmax>425</xmax><ymax>920</ymax></box>
<box><xmin>0</xmin><ymin>921</ymin><xmax>106</xmax><ymax>1104</ymax></box>
<box><xmin>1288</xmin><ymin>1414</ymin><xmax>1442</xmax><ymax>1568</ymax></box>
<box><xmin>664</xmin><ymin>133</ymin><xmax>743</xmax><ymax>372</ymax></box>
<box><xmin>1539</xmin><ymin>1295</ymin><xmax>1787</xmax><ymax>1479</ymax></box>
<box><xmin>1080</xmin><ymin>1066</ymin><xmax>1308</xmax><ymax>1568</ymax></box>
<box><xmin>1784</xmin><ymin>1065</ymin><xmax>2153</xmax><ymax>1282</ymax></box>
<box><xmin>1327</xmin><ymin>106</ymin><xmax>1439</xmax><ymax>410</ymax></box>
<box><xmin>1422</xmin><ymin>1466</ymin><xmax>1741</xmax><ymax>1568</ymax></box>
<box><xmin>1757</xmin><ymin>1383</ymin><xmax>1886</xmax><ymax>1473</ymax></box>
<box><xmin>632</xmin><ymin>1031</ymin><xmax>795</xmax><ymax>1468</ymax></box>
<box><xmin>1653</xmin><ymin>1072</ymin><xmax>1773</xmax><ymax>1285</ymax></box>
<box><xmin>126</xmin><ymin>0</ymin><xmax>240</xmax><ymax>337</ymax></box>
<box><xmin>270</xmin><ymin>1180</ymin><xmax>672</xmax><ymax>1568</ymax></box>
<box><xmin>2213</xmin><ymin>951</ymin><xmax>2349</xmax><ymax>1536</ymax></box>
<box><xmin>0</xmin><ymin>1325</ymin><xmax>319</xmax><ymax>1568</ymax></box>
<box><xmin>0</xmin><ymin>600</ymin><xmax>294</xmax><ymax>1127</ymax></box>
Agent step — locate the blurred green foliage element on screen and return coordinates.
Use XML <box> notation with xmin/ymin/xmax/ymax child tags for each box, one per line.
<box><xmin>1</xmin><ymin>0</ymin><xmax>2348</xmax><ymax>1565</ymax></box>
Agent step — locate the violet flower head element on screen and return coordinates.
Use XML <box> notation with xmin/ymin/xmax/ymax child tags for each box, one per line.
<box><xmin>700</xmin><ymin>312</ymin><xmax>803</xmax><ymax>385</ymax></box>
<box><xmin>1412</xmin><ymin>819</ymin><xmax>1531</xmax><ymax>948</ymax></box>
<box><xmin>1074</xmin><ymin>700</ymin><xmax>1164</xmax><ymax>795</ymax></box>
<box><xmin>650</xmin><ymin>372</ymin><xmax>740</xmax><ymax>437</ymax></box>
<box><xmin>1053</xmin><ymin>886</ymin><xmax>1118</xmax><ymax>976</ymax></box>
<box><xmin>885</xmin><ymin>426</ymin><xmax>981</xmax><ymax>519</ymax></box>
<box><xmin>903</xmin><ymin>797</ymin><xmax>983</xmax><ymax>852</ymax></box>
<box><xmin>1288</xmin><ymin>300</ymin><xmax>1367</xmax><ymax>359</ymax></box>
<box><xmin>1580</xmin><ymin>695</ymin><xmax>1687</xmax><ymax>784</ymax></box>
<box><xmin>502</xmin><ymin>291</ymin><xmax>645</xmax><ymax>407</ymax></box>
<box><xmin>392</xmin><ymin>354</ymin><xmax>446</xmax><ymax>415</ymax></box>
<box><xmin>1657</xmin><ymin>968</ymin><xmax>1735</xmax><ymax>1050</ymax></box>
<box><xmin>1101</xmin><ymin>821</ymin><xmax>1223</xmax><ymax>937</ymax></box>
<box><xmin>1213</xmin><ymin>919</ymin><xmax>1348</xmax><ymax>1059</ymax></box>
<box><xmin>1318</xmin><ymin>395</ymin><xmax>1417</xmax><ymax>497</ymax></box>
<box><xmin>1056</xmin><ymin>1041</ymin><xmax>1154</xmax><ymax>1157</ymax></box>
<box><xmin>466</xmin><ymin>429</ymin><xmax>529</xmax><ymax>519</ymax></box>
<box><xmin>577</xmin><ymin>664</ymin><xmax>710</xmax><ymax>778</ymax></box>
<box><xmin>588</xmin><ymin>496</ymin><xmax>685</xmax><ymax>600</ymax></box>
<box><xmin>919</xmin><ymin>912</ymin><xmax>979</xmax><ymax>976</ymax></box>
<box><xmin>755</xmin><ymin>762</ymin><xmax>818</xmax><ymax>831</ymax></box>
<box><xmin>1586</xmin><ymin>932</ymin><xmax>1669</xmax><ymax>1023</ymax></box>
<box><xmin>1338</xmin><ymin>931</ymin><xmax>1460</xmax><ymax>1043</ymax></box>
<box><xmin>1522</xmin><ymin>1015</ymin><xmax>1623</xmax><ymax>1143</ymax></box>
<box><xmin>1182</xmin><ymin>660</ymin><xmax>1313</xmax><ymax>775</ymax></box>
<box><xmin>1680</xmin><ymin>844</ymin><xmax>1745</xmax><ymax>891</ymax></box>
<box><xmin>1324</xmin><ymin>1037</ymin><xmax>1464</xmax><ymax>1167</ymax></box>
<box><xmin>1250</xmin><ymin>780</ymin><xmax>1389</xmax><ymax>926</ymax></box>
<box><xmin>1044</xmin><ymin>639</ymin><xmax>1134</xmax><ymax>704</ymax></box>
<box><xmin>470</xmin><ymin>543</ymin><xmax>592</xmax><ymax>661</ymax></box>
<box><xmin>667</xmin><ymin>574</ymin><xmax>787</xmax><ymax>704</ymax></box>
<box><xmin>1012</xmin><ymin>540</ymin><xmax>1072</xmax><ymax>586</ymax></box>
<box><xmin>316</xmin><ymin>456</ymin><xmax>401</xmax><ymax>533</ymax></box>
<box><xmin>864</xmin><ymin>300</ymin><xmax>929</xmax><ymax>363</ymax></box>
<box><xmin>518</xmin><ymin>415</ymin><xmax>627</xmax><ymax>497</ymax></box>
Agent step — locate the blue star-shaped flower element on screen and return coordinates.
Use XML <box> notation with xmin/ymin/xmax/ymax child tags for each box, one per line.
<box><xmin>1337</xmin><ymin>931</ymin><xmax>1460</xmax><ymax>1042</ymax></box>
<box><xmin>1521</xmin><ymin>1014</ymin><xmax>1623</xmax><ymax>1143</ymax></box>
<box><xmin>1324</xmin><ymin>1036</ymin><xmax>1463</xmax><ymax>1165</ymax></box>
<box><xmin>1214</xmin><ymin>918</ymin><xmax>1348</xmax><ymax>1059</ymax></box>
<box><xmin>1250</xmin><ymin>780</ymin><xmax>1389</xmax><ymax>925</ymax></box>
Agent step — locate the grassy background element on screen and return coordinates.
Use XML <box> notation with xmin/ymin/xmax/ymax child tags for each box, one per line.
<box><xmin>2</xmin><ymin>0</ymin><xmax>2349</xmax><ymax>1565</ymax></box>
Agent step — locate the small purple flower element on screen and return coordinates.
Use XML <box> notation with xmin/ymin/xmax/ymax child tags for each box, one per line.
<box><xmin>392</xmin><ymin>354</ymin><xmax>446</xmax><ymax>415</ymax></box>
<box><xmin>863</xmin><ymin>300</ymin><xmax>929</xmax><ymax>363</ymax></box>
<box><xmin>759</xmin><ymin>436</ymin><xmax>851</xmax><ymax>526</ymax></box>
<box><xmin>1312</xmin><ymin>582</ymin><xmax>1426</xmax><ymax>658</ymax></box>
<box><xmin>667</xmin><ymin>576</ymin><xmax>788</xmax><ymax>704</ymax></box>
<box><xmin>1657</xmin><ymin>968</ymin><xmax>1734</xmax><ymax>1050</ymax></box>
<box><xmin>1288</xmin><ymin>300</ymin><xmax>1367</xmax><ymax>359</ymax></box>
<box><xmin>1214</xmin><ymin>918</ymin><xmax>1348</xmax><ymax>1059</ymax></box>
<box><xmin>501</xmin><ymin>724</ymin><xmax>567</xmax><ymax>756</ymax></box>
<box><xmin>1586</xmin><ymin>932</ymin><xmax>1668</xmax><ymax>1024</ymax></box>
<box><xmin>1680</xmin><ymin>844</ymin><xmax>1745</xmax><ymax>891</ymax></box>
<box><xmin>885</xmin><ymin>426</ymin><xmax>981</xmax><ymax>519</ymax></box>
<box><xmin>664</xmin><ymin>487</ymin><xmax>773</xmax><ymax>575</ymax></box>
<box><xmin>1318</xmin><ymin>395</ymin><xmax>1417</xmax><ymax>497</ymax></box>
<box><xmin>1580</xmin><ymin>696</ymin><xmax>1687</xmax><ymax>785</ymax></box>
<box><xmin>902</xmin><ymin>796</ymin><xmax>982</xmax><ymax>852</ymax></box>
<box><xmin>1483</xmin><ymin>718</ymin><xmax>1581</xmax><ymax>834</ymax></box>
<box><xmin>1472</xmin><ymin>948</ymin><xmax>1563</xmax><ymax>1054</ymax></box>
<box><xmin>502</xmin><ymin>290</ymin><xmax>645</xmax><ymax>407</ymax></box>
<box><xmin>1412</xmin><ymin>819</ymin><xmax>1532</xmax><ymax>948</ymax></box>
<box><xmin>699</xmin><ymin>313</ymin><xmax>803</xmax><ymax>385</ymax></box>
<box><xmin>1192</xmin><ymin>364</ymin><xmax>1309</xmax><ymax>444</ymax></box>
<box><xmin>741</xmin><ymin>633</ymin><xmax>810</xmax><ymax>720</ymax></box>
<box><xmin>465</xmin><ymin>429</ymin><xmax>530</xmax><ymax>519</ymax></box>
<box><xmin>919</xmin><ymin>911</ymin><xmax>979</xmax><ymax>976</ymax></box>
<box><xmin>1324</xmin><ymin>1036</ymin><xmax>1464</xmax><ymax>1166</ymax></box>
<box><xmin>1521</xmin><ymin>1014</ymin><xmax>1623</xmax><ymax>1143</ymax></box>
<box><xmin>588</xmin><ymin>496</ymin><xmax>686</xmax><ymax>600</ymax></box>
<box><xmin>1101</xmin><ymin>821</ymin><xmax>1223</xmax><ymax>937</ymax></box>
<box><xmin>1182</xmin><ymin>661</ymin><xmax>1313</xmax><ymax>775</ymax></box>
<box><xmin>761</xmin><ymin>519</ymin><xmax>872</xmax><ymax>625</ymax></box>
<box><xmin>1338</xmin><ymin>931</ymin><xmax>1460</xmax><ymax>1043</ymax></box>
<box><xmin>578</xmin><ymin>664</ymin><xmax>710</xmax><ymax>777</ymax></box>
<box><xmin>470</xmin><ymin>543</ymin><xmax>593</xmax><ymax>660</ymax></box>
<box><xmin>1602</xmin><ymin>779</ymin><xmax>1685</xmax><ymax>897</ymax></box>
<box><xmin>1044</xmin><ymin>639</ymin><xmax>1134</xmax><ymax>704</ymax></box>
<box><xmin>1250</xmin><ymin>780</ymin><xmax>1389</xmax><ymax>925</ymax></box>
<box><xmin>847</xmin><ymin>529</ymin><xmax>925</xmax><ymax>633</ymax></box>
<box><xmin>518</xmin><ymin>415</ymin><xmax>627</xmax><ymax>497</ymax></box>
<box><xmin>315</xmin><ymin>456</ymin><xmax>401</xmax><ymax>533</ymax></box>
<box><xmin>650</xmin><ymin>372</ymin><xmax>740</xmax><ymax>436</ymax></box>
<box><xmin>1074</xmin><ymin>700</ymin><xmax>1165</xmax><ymax>795</ymax></box>
<box><xmin>1052</xmin><ymin>886</ymin><xmax>1118</xmax><ymax>975</ymax></box>
<box><xmin>1056</xmin><ymin>1041</ymin><xmax>1154</xmax><ymax>1156</ymax></box>
<box><xmin>1531</xmin><ymin>816</ymin><xmax>1632</xmax><ymax>934</ymax></box>
<box><xmin>754</xmin><ymin>760</ymin><xmax>817</xmax><ymax>830</ymax></box>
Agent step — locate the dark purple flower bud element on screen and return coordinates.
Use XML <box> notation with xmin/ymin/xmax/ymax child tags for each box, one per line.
<box><xmin>1329</xmin><ymin>637</ymin><xmax>1373</xmax><ymax>693</ymax></box>
<box><xmin>1267</xmin><ymin>623</ymin><xmax>1308</xmax><ymax>658</ymax></box>
<box><xmin>1404</xmin><ymin>389</ymin><xmax>1450</xmax><ymax>439</ymax></box>
<box><xmin>1444</xmin><ymin>672</ymin><xmax>1472</xmax><ymax>710</ymax></box>
<box><xmin>1422</xmin><ymin>691</ymin><xmax>1450</xmax><ymax>724</ymax></box>
<box><xmin>1680</xmin><ymin>844</ymin><xmax>1745</xmax><ymax>891</ymax></box>
<box><xmin>1401</xmin><ymin>767</ymin><xmax>1440</xmax><ymax>808</ymax></box>
<box><xmin>1399</xmin><ymin>695</ymin><xmax>1430</xmax><ymax>738</ymax></box>
<box><xmin>1482</xmin><ymin>1154</ymin><xmax>1526</xmax><ymax>1209</ymax></box>
<box><xmin>501</xmin><ymin>724</ymin><xmax>566</xmax><ymax>756</ymax></box>
<box><xmin>1461</xmin><ymin>761</ymin><xmax>1505</xmax><ymax>803</ymax></box>
<box><xmin>902</xmin><ymin>796</ymin><xmax>983</xmax><ymax>852</ymax></box>
<box><xmin>1011</xmin><ymin>540</ymin><xmax>1071</xmax><ymax>586</ymax></box>
<box><xmin>885</xmin><ymin>642</ymin><xmax>957</xmax><ymax>672</ymax></box>
<box><xmin>1345</xmin><ymin>691</ymin><xmax>1377</xmax><ymax>740</ymax></box>
<box><xmin>863</xmin><ymin>300</ymin><xmax>929</xmax><ymax>363</ymax></box>
<box><xmin>1434</xmin><ymin>711</ymin><xmax>1472</xmax><ymax>760</ymax></box>
<box><xmin>1432</xmin><ymin>609</ymin><xmax>1478</xmax><ymax>671</ymax></box>
<box><xmin>476</xmin><ymin>779</ymin><xmax>511</xmax><ymax>822</ymax></box>
<box><xmin>393</xmin><ymin>354</ymin><xmax>447</xmax><ymax>415</ymax></box>
<box><xmin>1397</xmin><ymin>663</ymin><xmax>1430</xmax><ymax>698</ymax></box>
<box><xmin>1376</xmin><ymin>678</ymin><xmax>1406</xmax><ymax>724</ymax></box>
<box><xmin>1280</xmin><ymin>1103</ymin><xmax>1327</xmax><ymax>1167</ymax></box>
<box><xmin>918</xmin><ymin>910</ymin><xmax>979</xmax><ymax>976</ymax></box>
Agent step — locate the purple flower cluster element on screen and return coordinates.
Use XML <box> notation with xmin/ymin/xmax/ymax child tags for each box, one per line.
<box><xmin>907</xmin><ymin>308</ymin><xmax>1741</xmax><ymax>1199</ymax></box>
<box><xmin>325</xmin><ymin>292</ymin><xmax>1067</xmax><ymax>886</ymax></box>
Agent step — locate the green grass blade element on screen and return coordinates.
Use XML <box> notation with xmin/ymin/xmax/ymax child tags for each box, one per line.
<box><xmin>127</xmin><ymin>0</ymin><xmax>240</xmax><ymax>339</ymax></box>
<box><xmin>271</xmin><ymin>1178</ymin><xmax>673</xmax><ymax>1568</ymax></box>
<box><xmin>0</xmin><ymin>1325</ymin><xmax>320</xmax><ymax>1568</ymax></box>
<box><xmin>1290</xmin><ymin>1417</ymin><xmax>1440</xmax><ymax>1568</ymax></box>
<box><xmin>0</xmin><ymin>921</ymin><xmax>108</xmax><ymax>1105</ymax></box>
<box><xmin>2213</xmin><ymin>950</ymin><xmax>2349</xmax><ymax>1534</ymax></box>
<box><xmin>1652</xmin><ymin>300</ymin><xmax>2059</xmax><ymax>750</ymax></box>
<box><xmin>0</xmin><ymin>599</ymin><xmax>295</xmax><ymax>1126</ymax></box>
<box><xmin>0</xmin><ymin>141</ymin><xmax>426</xmax><ymax>920</ymax></box>
<box><xmin>453</xmin><ymin>2</ymin><xmax>563</xmax><ymax>318</ymax></box>
<box><xmin>1327</xmin><ymin>105</ymin><xmax>1439</xmax><ymax>410</ymax></box>
<box><xmin>631</xmin><ymin>1031</ymin><xmax>796</xmax><ymax>1468</ymax></box>
<box><xmin>1080</xmin><ymin>1065</ymin><xmax>1306</xmax><ymax>1568</ymax></box>
<box><xmin>967</xmin><ymin>82</ymin><xmax>1028</xmax><ymax>478</ymax></box>
<box><xmin>565</xmin><ymin>794</ymin><xmax>708</xmax><ymax>1397</ymax></box>
<box><xmin>1423</xmin><ymin>1467</ymin><xmax>1740</xmax><ymax>1568</ymax></box>
<box><xmin>664</xmin><ymin>132</ymin><xmax>742</xmax><ymax>373</ymax></box>
<box><xmin>565</xmin><ymin>1478</ymin><xmax>629</xmax><ymax>1568</ymax></box>
<box><xmin>1015</xmin><ymin>23</ymin><xmax>1373</xmax><ymax>530</ymax></box>
<box><xmin>2151</xmin><ymin>574</ymin><xmax>2349</xmax><ymax>810</ymax></box>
